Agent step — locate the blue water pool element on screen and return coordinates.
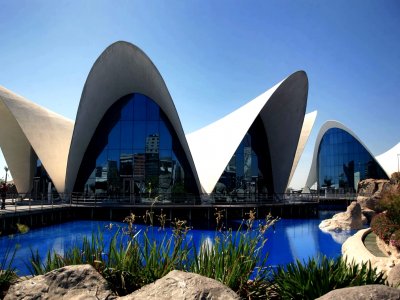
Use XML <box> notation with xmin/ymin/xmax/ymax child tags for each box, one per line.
<box><xmin>0</xmin><ymin>211</ymin><xmax>355</xmax><ymax>275</ymax></box>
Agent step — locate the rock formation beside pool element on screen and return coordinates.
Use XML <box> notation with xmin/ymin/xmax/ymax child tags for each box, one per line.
<box><xmin>319</xmin><ymin>201</ymin><xmax>366</xmax><ymax>232</ymax></box>
<box><xmin>4</xmin><ymin>265</ymin><xmax>239</xmax><ymax>300</ymax></box>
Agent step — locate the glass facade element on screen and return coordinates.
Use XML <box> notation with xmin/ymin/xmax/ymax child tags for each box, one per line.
<box><xmin>32</xmin><ymin>154</ymin><xmax>56</xmax><ymax>200</ymax></box>
<box><xmin>74</xmin><ymin>94</ymin><xmax>198</xmax><ymax>202</ymax></box>
<box><xmin>318</xmin><ymin>128</ymin><xmax>388</xmax><ymax>193</ymax></box>
<box><xmin>214</xmin><ymin>116</ymin><xmax>273</xmax><ymax>202</ymax></box>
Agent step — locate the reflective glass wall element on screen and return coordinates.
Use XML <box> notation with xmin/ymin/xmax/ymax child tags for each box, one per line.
<box><xmin>74</xmin><ymin>94</ymin><xmax>198</xmax><ymax>202</ymax></box>
<box><xmin>214</xmin><ymin>116</ymin><xmax>273</xmax><ymax>202</ymax></box>
<box><xmin>32</xmin><ymin>150</ymin><xmax>56</xmax><ymax>199</ymax></box>
<box><xmin>317</xmin><ymin>128</ymin><xmax>388</xmax><ymax>193</ymax></box>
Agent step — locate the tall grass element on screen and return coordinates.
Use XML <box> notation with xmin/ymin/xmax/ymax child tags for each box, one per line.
<box><xmin>27</xmin><ymin>210</ymin><xmax>278</xmax><ymax>297</ymax></box>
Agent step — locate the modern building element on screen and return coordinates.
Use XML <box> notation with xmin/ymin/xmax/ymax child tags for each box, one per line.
<box><xmin>0</xmin><ymin>41</ymin><xmax>315</xmax><ymax>203</ymax></box>
<box><xmin>305</xmin><ymin>121</ymin><xmax>389</xmax><ymax>194</ymax></box>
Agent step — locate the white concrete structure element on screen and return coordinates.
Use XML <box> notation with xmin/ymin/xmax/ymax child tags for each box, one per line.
<box><xmin>0</xmin><ymin>86</ymin><xmax>74</xmax><ymax>193</ymax></box>
<box><xmin>65</xmin><ymin>41</ymin><xmax>201</xmax><ymax>194</ymax></box>
<box><xmin>305</xmin><ymin>120</ymin><xmax>389</xmax><ymax>191</ymax></box>
<box><xmin>376</xmin><ymin>142</ymin><xmax>400</xmax><ymax>176</ymax></box>
<box><xmin>288</xmin><ymin>110</ymin><xmax>318</xmax><ymax>187</ymax></box>
<box><xmin>187</xmin><ymin>71</ymin><xmax>309</xmax><ymax>194</ymax></box>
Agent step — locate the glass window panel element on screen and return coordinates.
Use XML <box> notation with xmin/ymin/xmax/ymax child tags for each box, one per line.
<box><xmin>133</xmin><ymin>94</ymin><xmax>147</xmax><ymax>121</ymax></box>
<box><xmin>147</xmin><ymin>100</ymin><xmax>160</xmax><ymax>120</ymax></box>
<box><xmin>121</xmin><ymin>121</ymin><xmax>133</xmax><ymax>149</ymax></box>
<box><xmin>133</xmin><ymin>121</ymin><xmax>146</xmax><ymax>150</ymax></box>
<box><xmin>159</xmin><ymin>120</ymin><xmax>172</xmax><ymax>150</ymax></box>
<box><xmin>96</xmin><ymin>148</ymin><xmax>108</xmax><ymax>168</ymax></box>
<box><xmin>108</xmin><ymin>122</ymin><xmax>121</xmax><ymax>149</ymax></box>
<box><xmin>121</xmin><ymin>98</ymin><xmax>133</xmax><ymax>121</ymax></box>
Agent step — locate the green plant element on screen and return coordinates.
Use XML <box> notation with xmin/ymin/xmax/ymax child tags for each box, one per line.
<box><xmin>270</xmin><ymin>255</ymin><xmax>386</xmax><ymax>300</ymax></box>
<box><xmin>0</xmin><ymin>245</ymin><xmax>18</xmax><ymax>299</ymax></box>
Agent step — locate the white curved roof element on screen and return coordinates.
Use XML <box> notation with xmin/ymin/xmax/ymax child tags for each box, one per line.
<box><xmin>0</xmin><ymin>86</ymin><xmax>74</xmax><ymax>193</ymax></box>
<box><xmin>305</xmin><ymin>120</ymin><xmax>389</xmax><ymax>189</ymax></box>
<box><xmin>187</xmin><ymin>71</ymin><xmax>309</xmax><ymax>194</ymax></box>
<box><xmin>65</xmin><ymin>41</ymin><xmax>201</xmax><ymax>194</ymax></box>
<box><xmin>376</xmin><ymin>142</ymin><xmax>400</xmax><ymax>176</ymax></box>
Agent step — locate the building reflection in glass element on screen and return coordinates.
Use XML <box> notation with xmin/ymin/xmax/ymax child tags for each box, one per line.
<box><xmin>317</xmin><ymin>128</ymin><xmax>388</xmax><ymax>193</ymax></box>
<box><xmin>74</xmin><ymin>94</ymin><xmax>197</xmax><ymax>202</ymax></box>
<box><xmin>214</xmin><ymin>116</ymin><xmax>272</xmax><ymax>202</ymax></box>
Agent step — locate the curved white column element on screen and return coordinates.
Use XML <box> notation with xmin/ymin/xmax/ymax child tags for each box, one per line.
<box><xmin>288</xmin><ymin>110</ymin><xmax>318</xmax><ymax>187</ymax></box>
<box><xmin>0</xmin><ymin>86</ymin><xmax>74</xmax><ymax>193</ymax></box>
<box><xmin>65</xmin><ymin>41</ymin><xmax>201</xmax><ymax>194</ymax></box>
<box><xmin>187</xmin><ymin>71</ymin><xmax>309</xmax><ymax>194</ymax></box>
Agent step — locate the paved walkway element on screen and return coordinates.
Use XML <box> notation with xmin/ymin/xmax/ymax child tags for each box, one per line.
<box><xmin>363</xmin><ymin>231</ymin><xmax>388</xmax><ymax>257</ymax></box>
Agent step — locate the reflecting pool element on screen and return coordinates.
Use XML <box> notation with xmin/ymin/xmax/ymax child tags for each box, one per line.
<box><xmin>0</xmin><ymin>211</ymin><xmax>355</xmax><ymax>276</ymax></box>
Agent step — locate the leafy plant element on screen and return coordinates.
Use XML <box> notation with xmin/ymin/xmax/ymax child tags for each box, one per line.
<box><xmin>269</xmin><ymin>255</ymin><xmax>386</xmax><ymax>300</ymax></box>
<box><xmin>0</xmin><ymin>245</ymin><xmax>18</xmax><ymax>299</ymax></box>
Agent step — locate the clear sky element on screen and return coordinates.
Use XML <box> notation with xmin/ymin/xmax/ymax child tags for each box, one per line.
<box><xmin>0</xmin><ymin>0</ymin><xmax>399</xmax><ymax>188</ymax></box>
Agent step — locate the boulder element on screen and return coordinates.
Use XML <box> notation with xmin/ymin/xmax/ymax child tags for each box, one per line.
<box><xmin>316</xmin><ymin>285</ymin><xmax>400</xmax><ymax>300</ymax></box>
<box><xmin>5</xmin><ymin>264</ymin><xmax>116</xmax><ymax>300</ymax></box>
<box><xmin>119</xmin><ymin>270</ymin><xmax>239</xmax><ymax>300</ymax></box>
<box><xmin>387</xmin><ymin>264</ymin><xmax>400</xmax><ymax>287</ymax></box>
<box><xmin>319</xmin><ymin>201</ymin><xmax>365</xmax><ymax>231</ymax></box>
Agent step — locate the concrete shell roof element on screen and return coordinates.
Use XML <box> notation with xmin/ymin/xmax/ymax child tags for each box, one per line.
<box><xmin>288</xmin><ymin>110</ymin><xmax>318</xmax><ymax>186</ymax></box>
<box><xmin>375</xmin><ymin>142</ymin><xmax>400</xmax><ymax>176</ymax></box>
<box><xmin>0</xmin><ymin>86</ymin><xmax>74</xmax><ymax>193</ymax></box>
<box><xmin>186</xmin><ymin>71</ymin><xmax>309</xmax><ymax>194</ymax></box>
<box><xmin>65</xmin><ymin>41</ymin><xmax>201</xmax><ymax>194</ymax></box>
<box><xmin>305</xmin><ymin>120</ymin><xmax>389</xmax><ymax>189</ymax></box>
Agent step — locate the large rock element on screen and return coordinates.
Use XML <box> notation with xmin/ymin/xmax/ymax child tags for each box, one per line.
<box><xmin>319</xmin><ymin>201</ymin><xmax>365</xmax><ymax>231</ymax></box>
<box><xmin>387</xmin><ymin>264</ymin><xmax>400</xmax><ymax>287</ymax></box>
<box><xmin>316</xmin><ymin>285</ymin><xmax>400</xmax><ymax>300</ymax></box>
<box><xmin>119</xmin><ymin>270</ymin><xmax>239</xmax><ymax>300</ymax></box>
<box><xmin>5</xmin><ymin>264</ymin><xmax>116</xmax><ymax>300</ymax></box>
<box><xmin>357</xmin><ymin>179</ymin><xmax>391</xmax><ymax>211</ymax></box>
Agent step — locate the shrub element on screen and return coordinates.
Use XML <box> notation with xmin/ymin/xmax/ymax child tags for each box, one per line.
<box><xmin>371</xmin><ymin>213</ymin><xmax>399</xmax><ymax>243</ymax></box>
<box><xmin>376</xmin><ymin>191</ymin><xmax>400</xmax><ymax>224</ymax></box>
<box><xmin>269</xmin><ymin>256</ymin><xmax>386</xmax><ymax>300</ymax></box>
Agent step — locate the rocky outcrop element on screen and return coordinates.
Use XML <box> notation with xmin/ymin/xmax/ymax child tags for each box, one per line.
<box><xmin>357</xmin><ymin>179</ymin><xmax>391</xmax><ymax>213</ymax></box>
<box><xmin>387</xmin><ymin>264</ymin><xmax>400</xmax><ymax>287</ymax></box>
<box><xmin>316</xmin><ymin>285</ymin><xmax>400</xmax><ymax>300</ymax></box>
<box><xmin>4</xmin><ymin>264</ymin><xmax>117</xmax><ymax>300</ymax></box>
<box><xmin>5</xmin><ymin>266</ymin><xmax>239</xmax><ymax>300</ymax></box>
<box><xmin>120</xmin><ymin>270</ymin><xmax>239</xmax><ymax>300</ymax></box>
<box><xmin>319</xmin><ymin>201</ymin><xmax>366</xmax><ymax>232</ymax></box>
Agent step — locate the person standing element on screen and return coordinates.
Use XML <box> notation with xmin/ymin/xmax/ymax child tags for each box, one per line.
<box><xmin>1</xmin><ymin>183</ymin><xmax>7</xmax><ymax>210</ymax></box>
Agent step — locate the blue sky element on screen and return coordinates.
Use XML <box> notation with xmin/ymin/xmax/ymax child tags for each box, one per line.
<box><xmin>0</xmin><ymin>0</ymin><xmax>399</xmax><ymax>188</ymax></box>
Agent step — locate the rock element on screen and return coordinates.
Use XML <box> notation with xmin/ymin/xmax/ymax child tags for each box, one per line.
<box><xmin>358</xmin><ymin>179</ymin><xmax>391</xmax><ymax>197</ymax></box>
<box><xmin>316</xmin><ymin>285</ymin><xmax>400</xmax><ymax>300</ymax></box>
<box><xmin>319</xmin><ymin>201</ymin><xmax>364</xmax><ymax>231</ymax></box>
<box><xmin>361</xmin><ymin>208</ymin><xmax>376</xmax><ymax>223</ymax></box>
<box><xmin>119</xmin><ymin>270</ymin><xmax>239</xmax><ymax>300</ymax></box>
<box><xmin>5</xmin><ymin>264</ymin><xmax>116</xmax><ymax>300</ymax></box>
<box><xmin>387</xmin><ymin>264</ymin><xmax>400</xmax><ymax>287</ymax></box>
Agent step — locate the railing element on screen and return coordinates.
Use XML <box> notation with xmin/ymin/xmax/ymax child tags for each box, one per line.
<box><xmin>0</xmin><ymin>191</ymin><xmax>322</xmax><ymax>210</ymax></box>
